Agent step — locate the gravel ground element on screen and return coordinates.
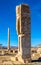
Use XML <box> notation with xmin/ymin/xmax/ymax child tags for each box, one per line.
<box><xmin>0</xmin><ymin>62</ymin><xmax>41</xmax><ymax>65</ymax></box>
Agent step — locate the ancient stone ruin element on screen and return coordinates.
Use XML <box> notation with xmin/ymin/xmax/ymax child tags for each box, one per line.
<box><xmin>16</xmin><ymin>4</ymin><xmax>31</xmax><ymax>63</ymax></box>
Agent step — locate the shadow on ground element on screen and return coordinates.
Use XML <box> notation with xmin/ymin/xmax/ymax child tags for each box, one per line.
<box><xmin>32</xmin><ymin>57</ymin><xmax>41</xmax><ymax>62</ymax></box>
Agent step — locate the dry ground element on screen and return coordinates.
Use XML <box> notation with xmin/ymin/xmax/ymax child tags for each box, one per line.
<box><xmin>0</xmin><ymin>55</ymin><xmax>41</xmax><ymax>65</ymax></box>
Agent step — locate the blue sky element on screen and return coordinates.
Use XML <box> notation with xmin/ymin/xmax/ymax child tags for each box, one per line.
<box><xmin>0</xmin><ymin>0</ymin><xmax>41</xmax><ymax>47</ymax></box>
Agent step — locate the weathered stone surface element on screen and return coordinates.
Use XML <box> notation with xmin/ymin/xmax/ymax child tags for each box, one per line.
<box><xmin>16</xmin><ymin>4</ymin><xmax>31</xmax><ymax>63</ymax></box>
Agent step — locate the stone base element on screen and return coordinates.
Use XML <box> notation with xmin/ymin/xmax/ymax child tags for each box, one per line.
<box><xmin>15</xmin><ymin>54</ymin><xmax>31</xmax><ymax>64</ymax></box>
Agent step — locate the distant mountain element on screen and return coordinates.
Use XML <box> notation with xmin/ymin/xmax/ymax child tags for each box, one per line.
<box><xmin>0</xmin><ymin>46</ymin><xmax>18</xmax><ymax>49</ymax></box>
<box><xmin>36</xmin><ymin>44</ymin><xmax>41</xmax><ymax>47</ymax></box>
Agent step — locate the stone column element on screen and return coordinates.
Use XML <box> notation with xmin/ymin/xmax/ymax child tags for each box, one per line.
<box><xmin>8</xmin><ymin>27</ymin><xmax>10</xmax><ymax>50</ymax></box>
<box><xmin>16</xmin><ymin>4</ymin><xmax>31</xmax><ymax>63</ymax></box>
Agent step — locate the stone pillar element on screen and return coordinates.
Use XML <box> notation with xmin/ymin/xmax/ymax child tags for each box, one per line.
<box><xmin>16</xmin><ymin>4</ymin><xmax>31</xmax><ymax>63</ymax></box>
<box><xmin>8</xmin><ymin>27</ymin><xmax>10</xmax><ymax>50</ymax></box>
